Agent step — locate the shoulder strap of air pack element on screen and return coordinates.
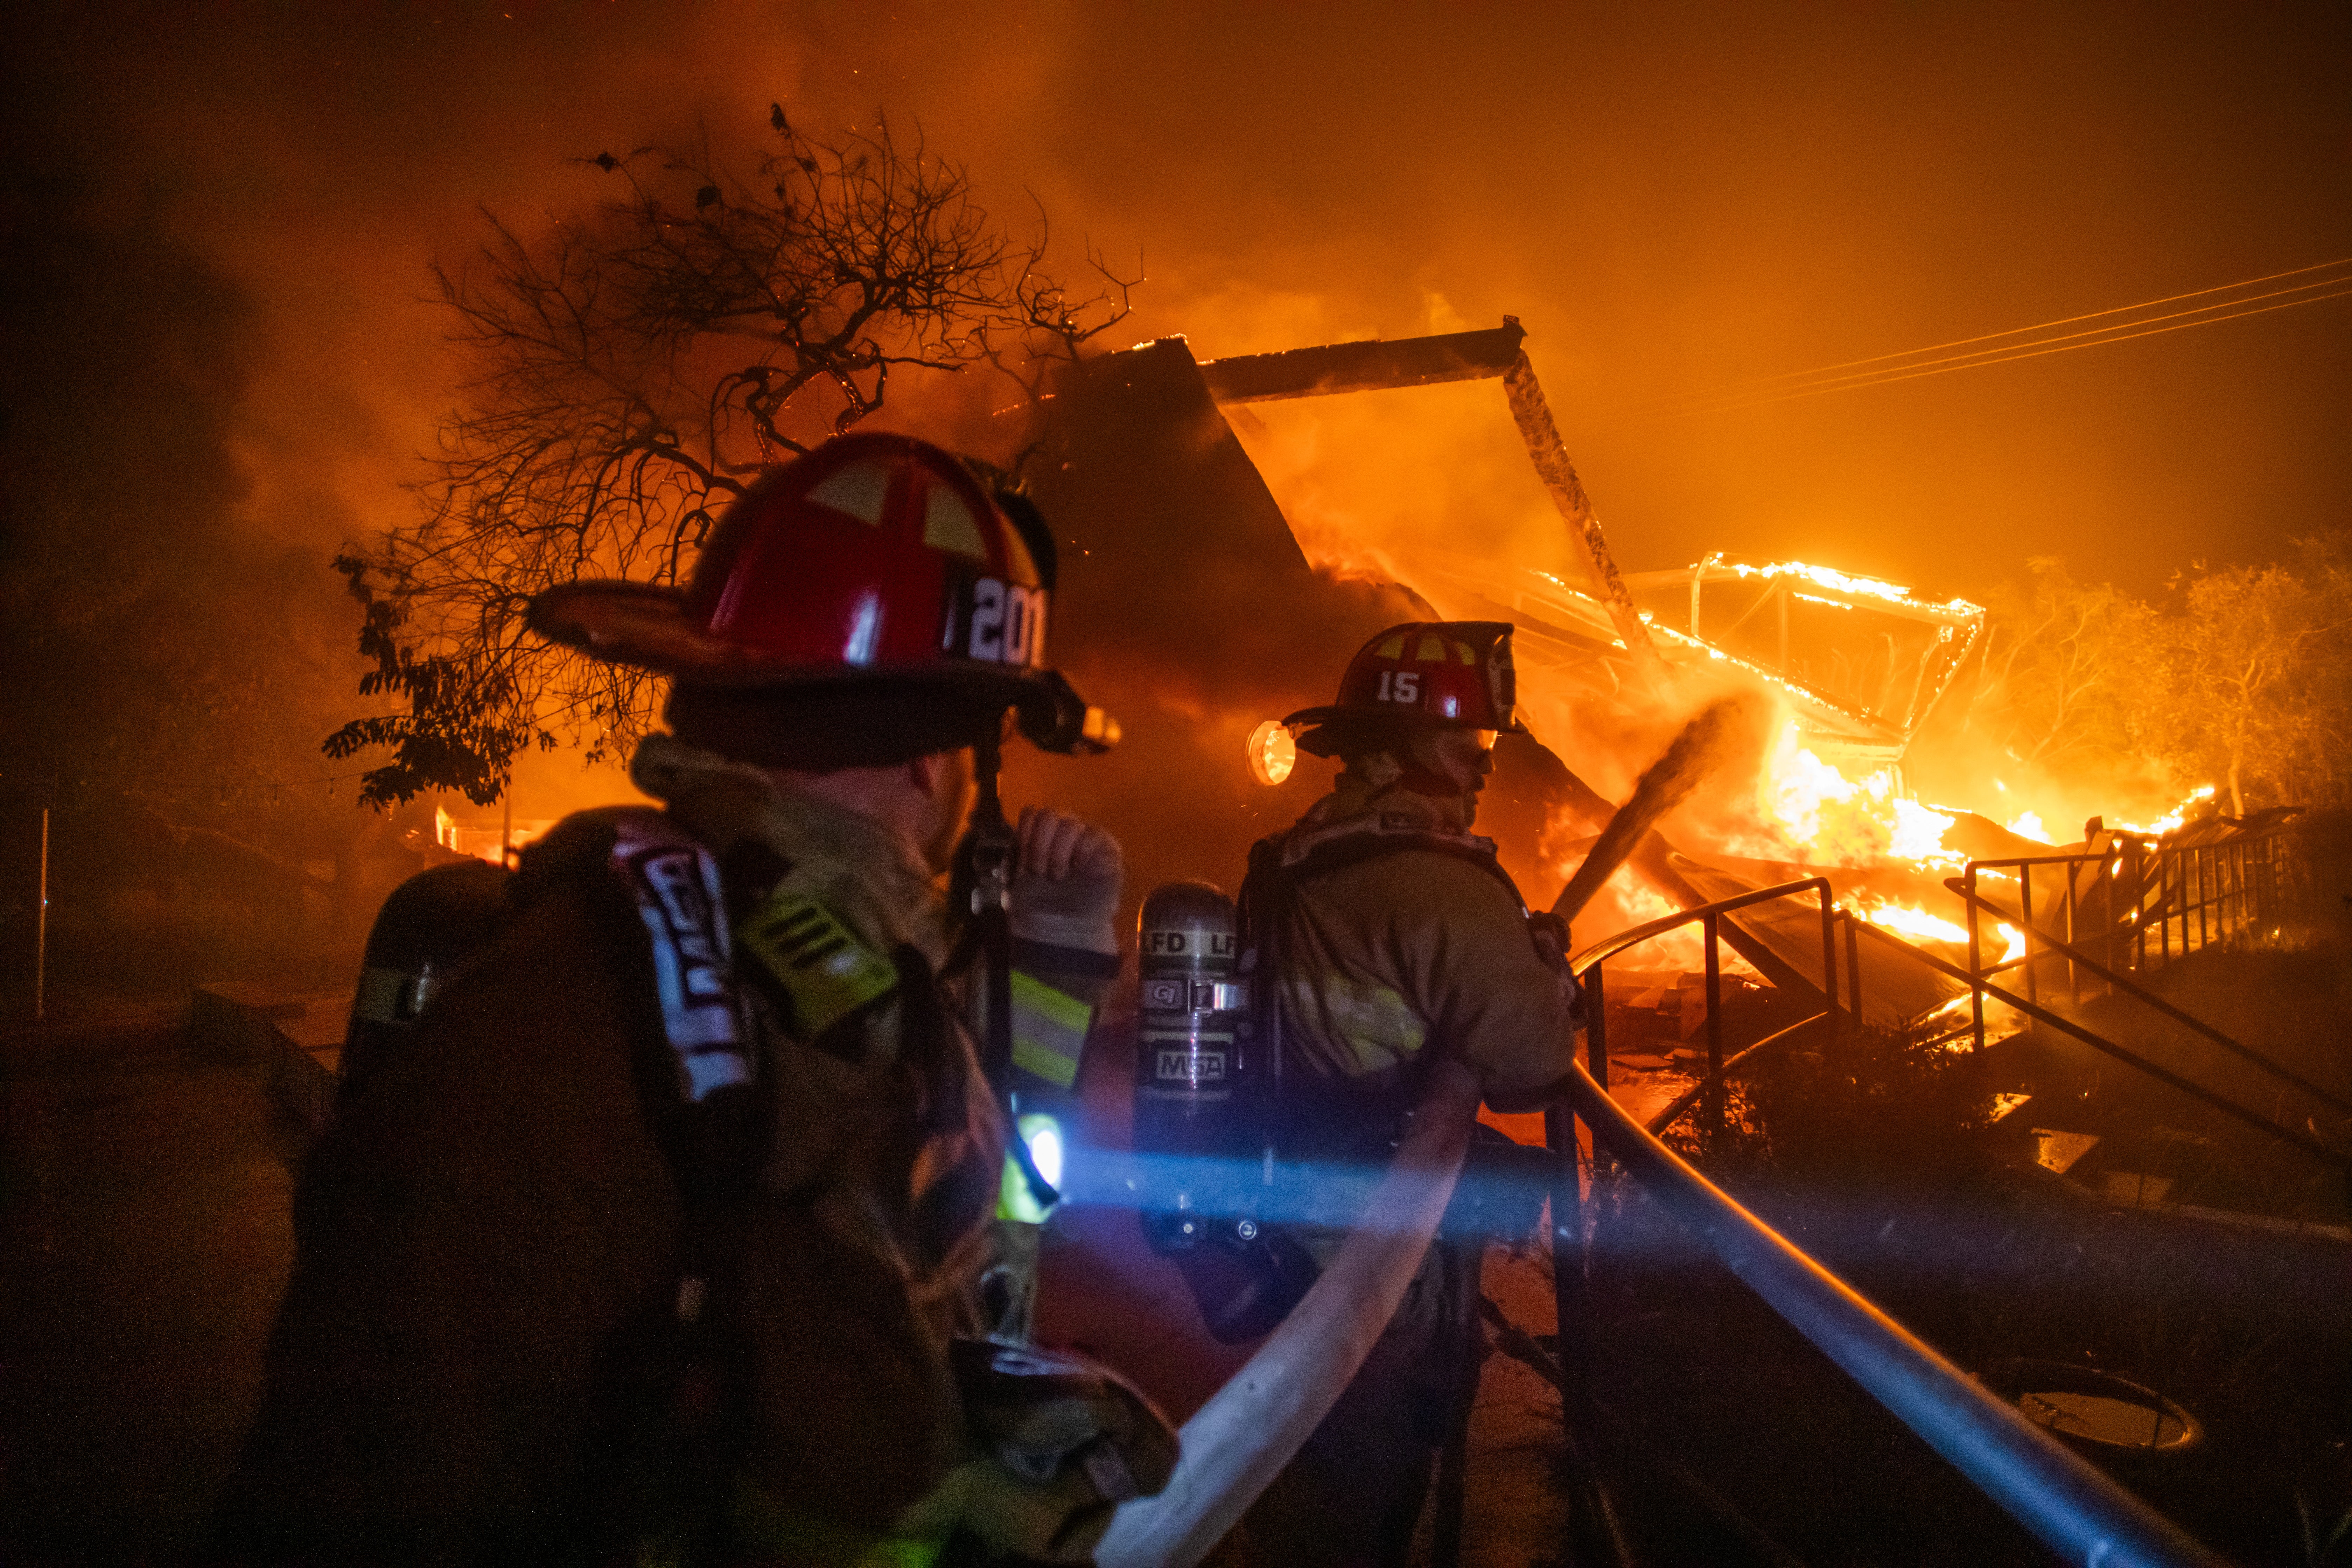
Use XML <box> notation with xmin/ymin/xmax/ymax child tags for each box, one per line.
<box><xmin>1270</xmin><ymin>811</ymin><xmax>1531</xmax><ymax>912</ymax></box>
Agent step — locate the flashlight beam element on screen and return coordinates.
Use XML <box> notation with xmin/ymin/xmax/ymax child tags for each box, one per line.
<box><xmin>1094</xmin><ymin>1059</ymin><xmax>1481</xmax><ymax>1568</ymax></box>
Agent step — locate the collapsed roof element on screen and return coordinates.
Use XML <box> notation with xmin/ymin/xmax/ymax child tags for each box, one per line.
<box><xmin>1024</xmin><ymin>321</ymin><xmax>1990</xmax><ymax>1017</ymax></box>
<box><xmin>1188</xmin><ymin>318</ymin><xmax>1984</xmax><ymax>768</ymax></box>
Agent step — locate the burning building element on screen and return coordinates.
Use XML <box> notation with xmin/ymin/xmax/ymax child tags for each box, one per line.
<box><xmin>1019</xmin><ymin>316</ymin><xmax>2268</xmax><ymax>1041</ymax></box>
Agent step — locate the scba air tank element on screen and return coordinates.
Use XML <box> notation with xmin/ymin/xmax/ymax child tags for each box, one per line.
<box><xmin>1133</xmin><ymin>881</ymin><xmax>1257</xmax><ymax>1249</ymax></box>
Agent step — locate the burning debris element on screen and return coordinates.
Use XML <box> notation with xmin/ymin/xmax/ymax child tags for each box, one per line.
<box><xmin>1030</xmin><ymin>318</ymin><xmax>2252</xmax><ymax>1035</ymax></box>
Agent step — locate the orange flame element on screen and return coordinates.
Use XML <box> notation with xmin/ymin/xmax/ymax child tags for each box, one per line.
<box><xmin>1741</xmin><ymin>720</ymin><xmax>1964</xmax><ymax>870</ymax></box>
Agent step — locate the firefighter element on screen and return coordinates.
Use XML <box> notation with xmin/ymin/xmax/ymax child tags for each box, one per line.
<box><xmin>207</xmin><ymin>433</ymin><xmax>1171</xmax><ymax>1566</ymax></box>
<box><xmin>1236</xmin><ymin>620</ymin><xmax>1581</xmax><ymax>1568</ymax></box>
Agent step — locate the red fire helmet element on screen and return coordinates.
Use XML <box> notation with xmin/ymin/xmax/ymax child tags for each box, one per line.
<box><xmin>1284</xmin><ymin>621</ymin><xmax>1526</xmax><ymax>757</ymax></box>
<box><xmin>527</xmin><ymin>432</ymin><xmax>1115</xmax><ymax>753</ymax></box>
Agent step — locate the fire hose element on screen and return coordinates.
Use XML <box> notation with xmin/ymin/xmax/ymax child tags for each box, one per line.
<box><xmin>1091</xmin><ymin>1056</ymin><xmax>1482</xmax><ymax>1568</ymax></box>
<box><xmin>1098</xmin><ymin>702</ymin><xmax>1745</xmax><ymax>1566</ymax></box>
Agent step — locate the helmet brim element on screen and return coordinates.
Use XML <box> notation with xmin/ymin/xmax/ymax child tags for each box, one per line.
<box><xmin>528</xmin><ymin>579</ymin><xmax>1024</xmax><ymax>698</ymax></box>
<box><xmin>526</xmin><ymin>579</ymin><xmax>1113</xmax><ymax>752</ymax></box>
<box><xmin>1279</xmin><ymin>700</ymin><xmax>1533</xmax><ymax>757</ymax></box>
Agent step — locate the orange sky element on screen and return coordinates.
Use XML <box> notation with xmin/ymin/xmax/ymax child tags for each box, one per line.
<box><xmin>9</xmin><ymin>0</ymin><xmax>2349</xmax><ymax>742</ymax></box>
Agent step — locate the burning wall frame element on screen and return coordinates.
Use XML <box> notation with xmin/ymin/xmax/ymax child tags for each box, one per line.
<box><xmin>1192</xmin><ymin>320</ymin><xmax>1986</xmax><ymax>769</ymax></box>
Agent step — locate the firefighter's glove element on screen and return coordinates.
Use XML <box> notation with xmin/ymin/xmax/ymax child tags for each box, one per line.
<box><xmin>946</xmin><ymin>1338</ymin><xmax>1179</xmax><ymax>1562</ymax></box>
<box><xmin>1010</xmin><ymin>806</ymin><xmax>1122</xmax><ymax>957</ymax></box>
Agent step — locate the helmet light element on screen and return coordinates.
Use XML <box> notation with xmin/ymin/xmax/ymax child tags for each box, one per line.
<box><xmin>1246</xmin><ymin>720</ymin><xmax>1297</xmax><ymax>786</ymax></box>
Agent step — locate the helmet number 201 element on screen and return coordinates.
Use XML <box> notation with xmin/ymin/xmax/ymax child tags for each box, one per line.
<box><xmin>968</xmin><ymin>578</ymin><xmax>1041</xmax><ymax>666</ymax></box>
<box><xmin>1377</xmin><ymin>669</ymin><xmax>1420</xmax><ymax>703</ymax></box>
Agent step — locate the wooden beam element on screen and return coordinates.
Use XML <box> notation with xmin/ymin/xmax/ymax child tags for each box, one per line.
<box><xmin>1196</xmin><ymin>320</ymin><xmax>1527</xmax><ymax>404</ymax></box>
<box><xmin>1500</xmin><ymin>352</ymin><xmax>1669</xmax><ymax>680</ymax></box>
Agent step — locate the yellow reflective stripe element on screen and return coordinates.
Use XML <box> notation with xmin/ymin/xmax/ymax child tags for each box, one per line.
<box><xmin>737</xmin><ymin>891</ymin><xmax>897</xmax><ymax>1037</ymax></box>
<box><xmin>730</xmin><ymin>1477</ymin><xmax>948</xmax><ymax>1567</ymax></box>
<box><xmin>1284</xmin><ymin>971</ymin><xmax>1427</xmax><ymax>1076</ymax></box>
<box><xmin>1010</xmin><ymin>970</ymin><xmax>1092</xmax><ymax>1089</ymax></box>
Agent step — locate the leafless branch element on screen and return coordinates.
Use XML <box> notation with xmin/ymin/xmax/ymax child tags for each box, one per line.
<box><xmin>332</xmin><ymin>109</ymin><xmax>1137</xmax><ymax>803</ymax></box>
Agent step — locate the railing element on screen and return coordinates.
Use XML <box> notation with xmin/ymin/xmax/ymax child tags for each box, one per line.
<box><xmin>1940</xmin><ymin>881</ymin><xmax>2352</xmax><ymax>1122</ymax></box>
<box><xmin>1959</xmin><ymin>818</ymin><xmax>2301</xmax><ymax>1026</ymax></box>
<box><xmin>1565</xmin><ymin>876</ymin><xmax>1843</xmax><ymax>1143</ymax></box>
<box><xmin>1844</xmin><ymin>907</ymin><xmax>2352</xmax><ymax>1175</ymax></box>
<box><xmin>1543</xmin><ymin>878</ymin><xmax>2235</xmax><ymax>1567</ymax></box>
<box><xmin>1549</xmin><ymin>1055</ymin><xmax>2229</xmax><ymax>1568</ymax></box>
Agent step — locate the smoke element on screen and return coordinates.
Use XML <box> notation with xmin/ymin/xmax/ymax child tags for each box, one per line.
<box><xmin>1553</xmin><ymin>696</ymin><xmax>1756</xmax><ymax>923</ymax></box>
<box><xmin>5</xmin><ymin>0</ymin><xmax>2346</xmax><ymax>934</ymax></box>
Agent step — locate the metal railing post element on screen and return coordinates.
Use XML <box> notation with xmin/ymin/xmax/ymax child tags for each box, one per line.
<box><xmin>2102</xmin><ymin>848</ymin><xmax>2117</xmax><ymax>996</ymax></box>
<box><xmin>2125</xmin><ymin>839</ymin><xmax>2144</xmax><ymax>972</ymax></box>
<box><xmin>2158</xmin><ymin>848</ymin><xmax>2171</xmax><ymax>968</ymax></box>
<box><xmin>2197</xmin><ymin>847</ymin><xmax>2211</xmax><ymax>952</ymax></box>
<box><xmin>1844</xmin><ymin>910</ymin><xmax>1863</xmax><ymax>1032</ymax></box>
<box><xmin>1818</xmin><ymin>883</ymin><xmax>1840</xmax><ymax>1046</ymax></box>
<box><xmin>1965</xmin><ymin>867</ymin><xmax>1986</xmax><ymax>1054</ymax></box>
<box><xmin>2019</xmin><ymin>864</ymin><xmax>2038</xmax><ymax>1006</ymax></box>
<box><xmin>1549</xmin><ymin>951</ymin><xmax>1595</xmax><ymax>1446</ymax></box>
<box><xmin>2064</xmin><ymin>863</ymin><xmax>2080</xmax><ymax>1007</ymax></box>
<box><xmin>1586</xmin><ymin>964</ymin><xmax>1610</xmax><ymax>1177</ymax></box>
<box><xmin>1702</xmin><ymin>913</ymin><xmax>1724</xmax><ymax>1142</ymax></box>
<box><xmin>1542</xmin><ymin>1098</ymin><xmax>1588</xmax><ymax>1393</ymax></box>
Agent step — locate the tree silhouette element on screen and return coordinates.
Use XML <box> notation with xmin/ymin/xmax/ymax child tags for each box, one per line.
<box><xmin>327</xmin><ymin>108</ymin><xmax>1137</xmax><ymax>806</ymax></box>
<box><xmin>1973</xmin><ymin>540</ymin><xmax>2352</xmax><ymax>814</ymax></box>
<box><xmin>2145</xmin><ymin>539</ymin><xmax>2352</xmax><ymax>814</ymax></box>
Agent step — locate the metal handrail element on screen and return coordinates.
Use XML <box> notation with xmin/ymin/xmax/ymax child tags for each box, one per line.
<box><xmin>1568</xmin><ymin>875</ymin><xmax>1839</xmax><ymax>975</ymax></box>
<box><xmin>1944</xmin><ymin>878</ymin><xmax>2352</xmax><ymax>1116</ymax></box>
<box><xmin>1559</xmin><ymin>1056</ymin><xmax>2229</xmax><ymax>1568</ymax></box>
<box><xmin>1844</xmin><ymin>916</ymin><xmax>2352</xmax><ymax>1173</ymax></box>
<box><xmin>1644</xmin><ymin>1010</ymin><xmax>1830</xmax><ymax>1136</ymax></box>
<box><xmin>1963</xmin><ymin>819</ymin><xmax>2300</xmax><ymax>1009</ymax></box>
<box><xmin>1539</xmin><ymin>874</ymin><xmax>1843</xmax><ymax>1563</ymax></box>
<box><xmin>1566</xmin><ymin>876</ymin><xmax>1841</xmax><ymax>1151</ymax></box>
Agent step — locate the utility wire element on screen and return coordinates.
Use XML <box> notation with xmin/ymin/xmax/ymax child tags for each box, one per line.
<box><xmin>1647</xmin><ymin>274</ymin><xmax>2352</xmax><ymax>421</ymax></box>
<box><xmin>1638</xmin><ymin>256</ymin><xmax>2352</xmax><ymax>419</ymax></box>
<box><xmin>1661</xmin><ymin>272</ymin><xmax>2352</xmax><ymax>409</ymax></box>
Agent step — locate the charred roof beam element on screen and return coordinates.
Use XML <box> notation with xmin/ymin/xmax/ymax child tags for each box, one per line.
<box><xmin>1195</xmin><ymin>319</ymin><xmax>1528</xmax><ymax>402</ymax></box>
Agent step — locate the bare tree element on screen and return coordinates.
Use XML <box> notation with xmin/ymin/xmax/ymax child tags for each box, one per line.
<box><xmin>327</xmin><ymin>107</ymin><xmax>1138</xmax><ymax>806</ymax></box>
<box><xmin>2145</xmin><ymin>541</ymin><xmax>2352</xmax><ymax>814</ymax></box>
<box><xmin>1974</xmin><ymin>556</ymin><xmax>2158</xmax><ymax>772</ymax></box>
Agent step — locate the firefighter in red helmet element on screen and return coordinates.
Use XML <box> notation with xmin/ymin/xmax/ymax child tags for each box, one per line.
<box><xmin>1234</xmin><ymin>620</ymin><xmax>1582</xmax><ymax>1567</ymax></box>
<box><xmin>210</xmin><ymin>433</ymin><xmax>1171</xmax><ymax>1567</ymax></box>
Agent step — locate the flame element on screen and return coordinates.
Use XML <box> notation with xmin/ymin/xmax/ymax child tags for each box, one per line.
<box><xmin>435</xmin><ymin>804</ymin><xmax>457</xmax><ymax>850</ymax></box>
<box><xmin>2113</xmin><ymin>784</ymin><xmax>2216</xmax><ymax>837</ymax></box>
<box><xmin>1585</xmin><ymin>876</ymin><xmax>1759</xmax><ymax>977</ymax></box>
<box><xmin>1851</xmin><ymin>897</ymin><xmax>2026</xmax><ymax>964</ymax></box>
<box><xmin>1722</xmin><ymin>557</ymin><xmax>1982</xmax><ymax>616</ymax></box>
<box><xmin>1745</xmin><ymin>720</ymin><xmax>1963</xmax><ymax>870</ymax></box>
<box><xmin>2005</xmin><ymin>810</ymin><xmax>2052</xmax><ymax>844</ymax></box>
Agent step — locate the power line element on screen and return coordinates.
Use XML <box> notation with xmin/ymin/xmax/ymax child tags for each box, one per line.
<box><xmin>1647</xmin><ymin>274</ymin><xmax>2352</xmax><ymax>421</ymax></box>
<box><xmin>1636</xmin><ymin>255</ymin><xmax>2352</xmax><ymax>418</ymax></box>
<box><xmin>1657</xmin><ymin>273</ymin><xmax>2352</xmax><ymax>413</ymax></box>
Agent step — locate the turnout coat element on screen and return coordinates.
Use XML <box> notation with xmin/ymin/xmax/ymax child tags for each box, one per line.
<box><xmin>208</xmin><ymin>764</ymin><xmax>1126</xmax><ymax>1565</ymax></box>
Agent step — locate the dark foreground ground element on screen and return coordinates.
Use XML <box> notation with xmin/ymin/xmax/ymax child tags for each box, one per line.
<box><xmin>4</xmin><ymin>947</ymin><xmax>2346</xmax><ymax>1566</ymax></box>
<box><xmin>0</xmin><ymin>1003</ymin><xmax>303</xmax><ymax>1564</ymax></box>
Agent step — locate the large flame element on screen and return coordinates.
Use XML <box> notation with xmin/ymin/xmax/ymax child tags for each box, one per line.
<box><xmin>1851</xmin><ymin>896</ymin><xmax>2026</xmax><ymax>964</ymax></box>
<box><xmin>2113</xmin><ymin>784</ymin><xmax>2217</xmax><ymax>836</ymax></box>
<box><xmin>1743</xmin><ymin>720</ymin><xmax>1964</xmax><ymax>870</ymax></box>
<box><xmin>1721</xmin><ymin>556</ymin><xmax>1982</xmax><ymax>617</ymax></box>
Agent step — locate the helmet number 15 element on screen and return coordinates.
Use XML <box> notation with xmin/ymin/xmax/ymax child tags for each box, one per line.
<box><xmin>1377</xmin><ymin>669</ymin><xmax>1420</xmax><ymax>704</ymax></box>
